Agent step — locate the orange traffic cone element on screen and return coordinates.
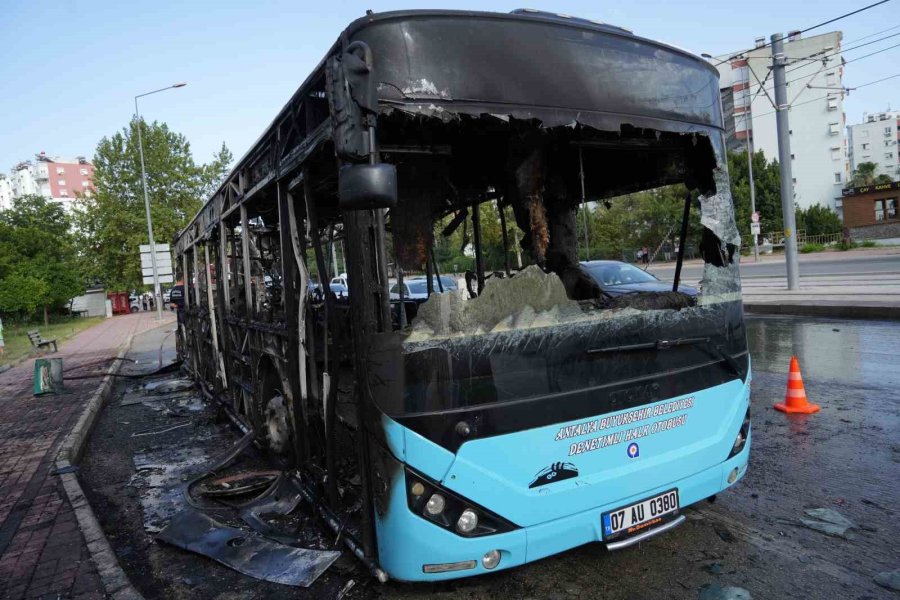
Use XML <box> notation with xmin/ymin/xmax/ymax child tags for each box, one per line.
<box><xmin>774</xmin><ymin>356</ymin><xmax>820</xmax><ymax>414</ymax></box>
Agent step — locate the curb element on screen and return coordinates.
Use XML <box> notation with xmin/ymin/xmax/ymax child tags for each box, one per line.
<box><xmin>744</xmin><ymin>303</ymin><xmax>900</xmax><ymax>320</ymax></box>
<box><xmin>54</xmin><ymin>333</ymin><xmax>146</xmax><ymax>600</ymax></box>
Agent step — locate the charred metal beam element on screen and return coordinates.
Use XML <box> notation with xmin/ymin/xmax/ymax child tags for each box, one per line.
<box><xmin>342</xmin><ymin>207</ymin><xmax>381</xmax><ymax>560</ymax></box>
<box><xmin>472</xmin><ymin>204</ymin><xmax>485</xmax><ymax>294</ymax></box>
<box><xmin>673</xmin><ymin>191</ymin><xmax>692</xmax><ymax>292</ymax></box>
<box><xmin>292</xmin><ymin>472</ymin><xmax>388</xmax><ymax>583</ymax></box>
<box><xmin>240</xmin><ymin>205</ymin><xmax>253</xmax><ymax>318</ymax></box>
<box><xmin>578</xmin><ymin>147</ymin><xmax>590</xmax><ymax>261</ymax></box>
<box><xmin>498</xmin><ymin>202</ymin><xmax>511</xmax><ymax>277</ymax></box>
<box><xmin>278</xmin><ymin>179</ymin><xmax>309</xmax><ymax>465</ymax></box>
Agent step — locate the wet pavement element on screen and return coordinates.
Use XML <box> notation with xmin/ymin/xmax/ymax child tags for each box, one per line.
<box><xmin>79</xmin><ymin>315</ymin><xmax>900</xmax><ymax>599</ymax></box>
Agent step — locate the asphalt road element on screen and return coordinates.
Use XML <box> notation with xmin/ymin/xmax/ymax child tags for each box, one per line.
<box><xmin>81</xmin><ymin>316</ymin><xmax>900</xmax><ymax>600</ymax></box>
<box><xmin>648</xmin><ymin>252</ymin><xmax>900</xmax><ymax>284</ymax></box>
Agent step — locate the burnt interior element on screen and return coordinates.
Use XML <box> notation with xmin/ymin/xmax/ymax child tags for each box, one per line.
<box><xmin>376</xmin><ymin>114</ymin><xmax>724</xmax><ymax>322</ymax></box>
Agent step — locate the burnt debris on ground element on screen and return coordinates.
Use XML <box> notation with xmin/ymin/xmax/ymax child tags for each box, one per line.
<box><xmin>80</xmin><ymin>357</ymin><xmax>366</xmax><ymax>599</ymax></box>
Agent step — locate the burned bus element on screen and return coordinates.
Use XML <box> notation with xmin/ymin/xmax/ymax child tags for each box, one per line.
<box><xmin>174</xmin><ymin>9</ymin><xmax>751</xmax><ymax>582</ymax></box>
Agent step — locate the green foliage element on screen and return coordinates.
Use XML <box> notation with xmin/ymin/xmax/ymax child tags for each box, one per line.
<box><xmin>860</xmin><ymin>239</ymin><xmax>877</xmax><ymax>248</ymax></box>
<box><xmin>75</xmin><ymin>119</ymin><xmax>232</xmax><ymax>289</ymax></box>
<box><xmin>578</xmin><ymin>184</ymin><xmax>701</xmax><ymax>261</ymax></box>
<box><xmin>727</xmin><ymin>150</ymin><xmax>783</xmax><ymax>242</ymax></box>
<box><xmin>799</xmin><ymin>242</ymin><xmax>825</xmax><ymax>254</ymax></box>
<box><xmin>849</xmin><ymin>161</ymin><xmax>894</xmax><ymax>187</ymax></box>
<box><xmin>838</xmin><ymin>239</ymin><xmax>858</xmax><ymax>251</ymax></box>
<box><xmin>0</xmin><ymin>195</ymin><xmax>83</xmax><ymax>316</ymax></box>
<box><xmin>795</xmin><ymin>203</ymin><xmax>842</xmax><ymax>236</ymax></box>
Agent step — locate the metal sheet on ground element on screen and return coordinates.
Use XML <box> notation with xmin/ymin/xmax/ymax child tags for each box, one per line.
<box><xmin>131</xmin><ymin>445</ymin><xmax>213</xmax><ymax>532</ymax></box>
<box><xmin>157</xmin><ymin>510</ymin><xmax>341</xmax><ymax>587</ymax></box>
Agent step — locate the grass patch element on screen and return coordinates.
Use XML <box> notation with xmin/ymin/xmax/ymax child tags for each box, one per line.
<box><xmin>860</xmin><ymin>240</ymin><xmax>877</xmax><ymax>248</ymax></box>
<box><xmin>0</xmin><ymin>316</ymin><xmax>104</xmax><ymax>366</ymax></box>
<box><xmin>800</xmin><ymin>242</ymin><xmax>825</xmax><ymax>253</ymax></box>
<box><xmin>838</xmin><ymin>240</ymin><xmax>859</xmax><ymax>251</ymax></box>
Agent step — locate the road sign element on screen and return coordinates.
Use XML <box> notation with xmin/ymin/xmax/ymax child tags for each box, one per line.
<box><xmin>750</xmin><ymin>222</ymin><xmax>761</xmax><ymax>235</ymax></box>
<box><xmin>751</xmin><ymin>212</ymin><xmax>760</xmax><ymax>223</ymax></box>
<box><xmin>140</xmin><ymin>243</ymin><xmax>174</xmax><ymax>285</ymax></box>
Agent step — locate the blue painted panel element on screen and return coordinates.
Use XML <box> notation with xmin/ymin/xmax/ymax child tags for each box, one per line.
<box><xmin>381</xmin><ymin>414</ymin><xmax>456</xmax><ymax>482</ymax></box>
<box><xmin>444</xmin><ymin>378</ymin><xmax>751</xmax><ymax>526</ymax></box>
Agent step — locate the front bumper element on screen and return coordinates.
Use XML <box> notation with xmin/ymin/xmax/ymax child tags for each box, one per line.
<box><xmin>374</xmin><ymin>438</ymin><xmax>750</xmax><ymax>581</ymax></box>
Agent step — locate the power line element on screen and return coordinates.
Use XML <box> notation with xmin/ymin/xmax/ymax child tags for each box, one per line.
<box><xmin>798</xmin><ymin>0</ymin><xmax>892</xmax><ymax>34</ymax></box>
<box><xmin>844</xmin><ymin>40</ymin><xmax>900</xmax><ymax>64</ymax></box>
<box><xmin>752</xmin><ymin>72</ymin><xmax>900</xmax><ymax>118</ymax></box>
<box><xmin>746</xmin><ymin>40</ymin><xmax>900</xmax><ymax>98</ymax></box>
<box><xmin>856</xmin><ymin>71</ymin><xmax>900</xmax><ymax>87</ymax></box>
<box><xmin>785</xmin><ymin>31</ymin><xmax>900</xmax><ymax>73</ymax></box>
<box><xmin>843</xmin><ymin>23</ymin><xmax>900</xmax><ymax>45</ymax></box>
<box><xmin>713</xmin><ymin>0</ymin><xmax>894</xmax><ymax>66</ymax></box>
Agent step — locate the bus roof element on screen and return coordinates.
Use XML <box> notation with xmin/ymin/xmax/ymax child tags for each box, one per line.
<box><xmin>177</xmin><ymin>9</ymin><xmax>722</xmax><ymax>247</ymax></box>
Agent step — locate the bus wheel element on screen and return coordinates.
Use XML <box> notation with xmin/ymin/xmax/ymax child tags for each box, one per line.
<box><xmin>263</xmin><ymin>392</ymin><xmax>295</xmax><ymax>465</ymax></box>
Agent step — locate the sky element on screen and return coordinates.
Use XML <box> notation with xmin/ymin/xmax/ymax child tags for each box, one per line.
<box><xmin>1</xmin><ymin>0</ymin><xmax>897</xmax><ymax>172</ymax></box>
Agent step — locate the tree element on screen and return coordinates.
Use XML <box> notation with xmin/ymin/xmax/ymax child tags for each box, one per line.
<box><xmin>75</xmin><ymin>119</ymin><xmax>232</xmax><ymax>290</ymax></box>
<box><xmin>0</xmin><ymin>195</ymin><xmax>83</xmax><ymax>324</ymax></box>
<box><xmin>850</xmin><ymin>161</ymin><xmax>893</xmax><ymax>187</ymax></box>
<box><xmin>727</xmin><ymin>150</ymin><xmax>783</xmax><ymax>243</ymax></box>
<box><xmin>796</xmin><ymin>204</ymin><xmax>842</xmax><ymax>236</ymax></box>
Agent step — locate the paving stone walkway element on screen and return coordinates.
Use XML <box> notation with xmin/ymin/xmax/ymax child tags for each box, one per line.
<box><xmin>0</xmin><ymin>312</ymin><xmax>174</xmax><ymax>600</ymax></box>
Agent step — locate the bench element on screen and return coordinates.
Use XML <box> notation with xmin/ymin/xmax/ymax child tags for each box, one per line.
<box><xmin>28</xmin><ymin>330</ymin><xmax>58</xmax><ymax>353</ymax></box>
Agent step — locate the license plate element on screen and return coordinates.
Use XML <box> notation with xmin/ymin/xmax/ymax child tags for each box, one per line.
<box><xmin>602</xmin><ymin>489</ymin><xmax>679</xmax><ymax>540</ymax></box>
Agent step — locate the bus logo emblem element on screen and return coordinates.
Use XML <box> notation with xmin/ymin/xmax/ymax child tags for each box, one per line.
<box><xmin>627</xmin><ymin>443</ymin><xmax>640</xmax><ymax>459</ymax></box>
<box><xmin>529</xmin><ymin>462</ymin><xmax>579</xmax><ymax>488</ymax></box>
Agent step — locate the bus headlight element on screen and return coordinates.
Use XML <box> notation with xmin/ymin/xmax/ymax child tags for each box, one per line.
<box><xmin>728</xmin><ymin>408</ymin><xmax>751</xmax><ymax>459</ymax></box>
<box><xmin>456</xmin><ymin>509</ymin><xmax>478</xmax><ymax>533</ymax></box>
<box><xmin>426</xmin><ymin>493</ymin><xmax>446</xmax><ymax>516</ymax></box>
<box><xmin>482</xmin><ymin>549</ymin><xmax>501</xmax><ymax>570</ymax></box>
<box><xmin>405</xmin><ymin>468</ymin><xmax>518</xmax><ymax>537</ymax></box>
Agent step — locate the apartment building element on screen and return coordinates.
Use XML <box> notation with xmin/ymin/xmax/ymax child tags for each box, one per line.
<box><xmin>848</xmin><ymin>109</ymin><xmax>900</xmax><ymax>180</ymax></box>
<box><xmin>715</xmin><ymin>31</ymin><xmax>848</xmax><ymax>214</ymax></box>
<box><xmin>0</xmin><ymin>175</ymin><xmax>13</xmax><ymax>211</ymax></box>
<box><xmin>5</xmin><ymin>152</ymin><xmax>95</xmax><ymax>207</ymax></box>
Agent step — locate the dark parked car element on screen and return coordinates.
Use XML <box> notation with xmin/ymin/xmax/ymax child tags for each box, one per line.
<box><xmin>580</xmin><ymin>260</ymin><xmax>697</xmax><ymax>297</ymax></box>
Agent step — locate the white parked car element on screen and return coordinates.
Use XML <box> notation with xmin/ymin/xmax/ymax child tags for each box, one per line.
<box><xmin>389</xmin><ymin>276</ymin><xmax>458</xmax><ymax>301</ymax></box>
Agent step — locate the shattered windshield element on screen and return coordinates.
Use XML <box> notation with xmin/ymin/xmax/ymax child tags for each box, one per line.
<box><xmin>368</xmin><ymin>121</ymin><xmax>746</xmax><ymax>418</ymax></box>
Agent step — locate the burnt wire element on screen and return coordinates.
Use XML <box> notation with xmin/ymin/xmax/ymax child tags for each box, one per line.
<box><xmin>183</xmin><ymin>431</ymin><xmax>258</xmax><ymax>511</ymax></box>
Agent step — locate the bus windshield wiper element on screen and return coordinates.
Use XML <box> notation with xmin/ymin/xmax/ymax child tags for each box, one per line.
<box><xmin>587</xmin><ymin>337</ymin><xmax>710</xmax><ymax>354</ymax></box>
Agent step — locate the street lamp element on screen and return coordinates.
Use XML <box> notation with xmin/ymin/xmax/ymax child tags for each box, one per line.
<box><xmin>134</xmin><ymin>82</ymin><xmax>186</xmax><ymax>320</ymax></box>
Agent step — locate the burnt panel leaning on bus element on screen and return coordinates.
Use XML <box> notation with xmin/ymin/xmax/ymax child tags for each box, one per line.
<box><xmin>173</xmin><ymin>9</ymin><xmax>751</xmax><ymax>583</ymax></box>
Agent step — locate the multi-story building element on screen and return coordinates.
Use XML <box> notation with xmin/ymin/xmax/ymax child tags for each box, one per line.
<box><xmin>715</xmin><ymin>31</ymin><xmax>848</xmax><ymax>215</ymax></box>
<box><xmin>0</xmin><ymin>174</ymin><xmax>13</xmax><ymax>211</ymax></box>
<box><xmin>5</xmin><ymin>152</ymin><xmax>94</xmax><ymax>207</ymax></box>
<box><xmin>847</xmin><ymin>110</ymin><xmax>900</xmax><ymax>180</ymax></box>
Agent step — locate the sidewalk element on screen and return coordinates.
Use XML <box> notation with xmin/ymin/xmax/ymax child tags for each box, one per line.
<box><xmin>0</xmin><ymin>311</ymin><xmax>174</xmax><ymax>600</ymax></box>
<box><xmin>650</xmin><ymin>247</ymin><xmax>900</xmax><ymax>319</ymax></box>
<box><xmin>739</xmin><ymin>271</ymin><xmax>900</xmax><ymax>319</ymax></box>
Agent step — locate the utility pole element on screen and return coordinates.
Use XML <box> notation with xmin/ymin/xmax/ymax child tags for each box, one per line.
<box><xmin>771</xmin><ymin>33</ymin><xmax>800</xmax><ymax>290</ymax></box>
<box><xmin>135</xmin><ymin>82</ymin><xmax>187</xmax><ymax>320</ymax></box>
<box><xmin>744</xmin><ymin>85</ymin><xmax>760</xmax><ymax>262</ymax></box>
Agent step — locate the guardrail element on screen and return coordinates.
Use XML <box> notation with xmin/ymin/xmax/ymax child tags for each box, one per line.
<box><xmin>761</xmin><ymin>231</ymin><xmax>843</xmax><ymax>247</ymax></box>
<box><xmin>798</xmin><ymin>232</ymin><xmax>843</xmax><ymax>246</ymax></box>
